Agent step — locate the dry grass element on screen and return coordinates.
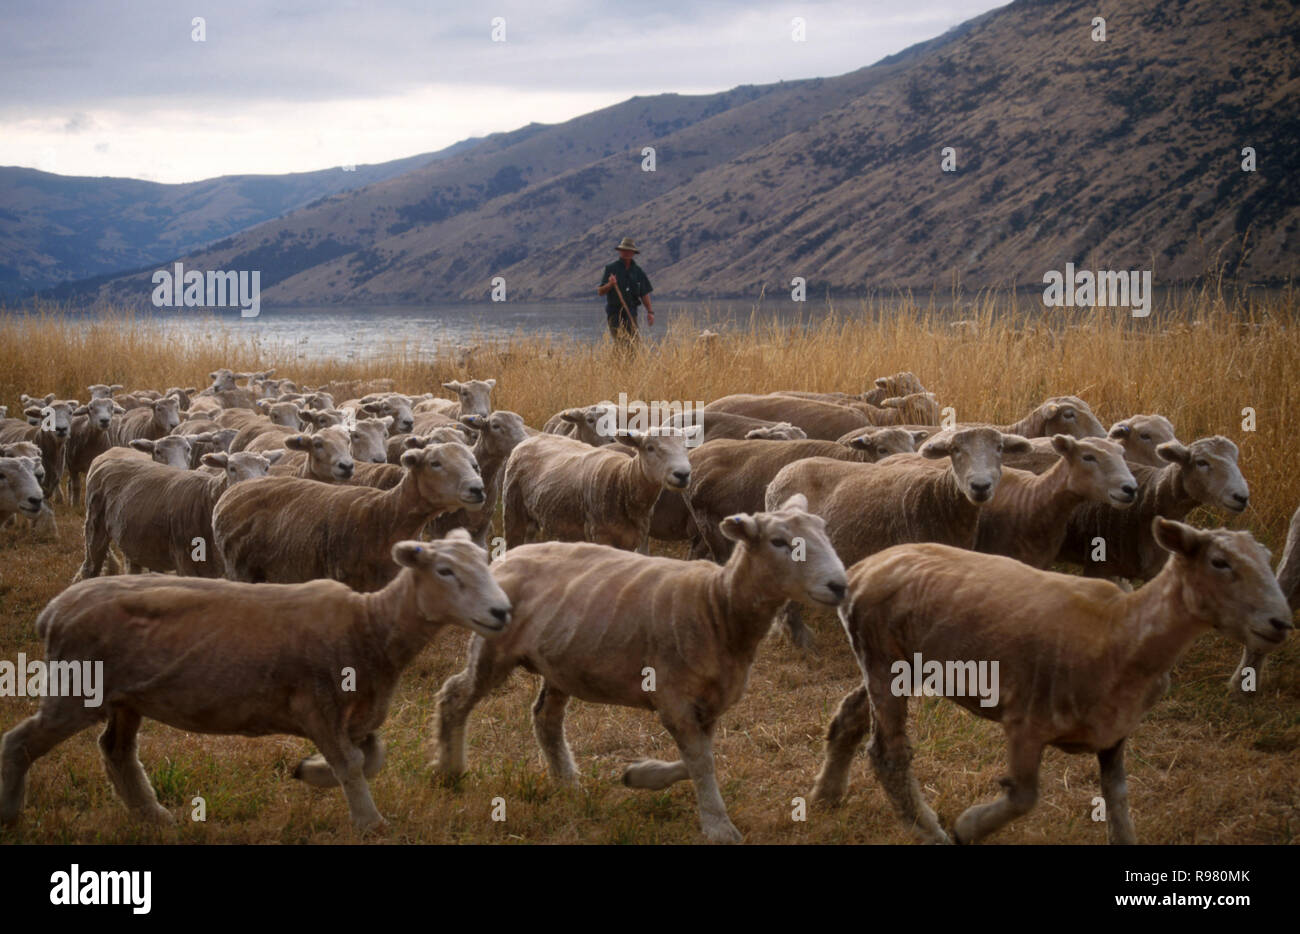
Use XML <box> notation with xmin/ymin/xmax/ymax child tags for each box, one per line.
<box><xmin>0</xmin><ymin>289</ymin><xmax>1297</xmax><ymax>844</ymax></box>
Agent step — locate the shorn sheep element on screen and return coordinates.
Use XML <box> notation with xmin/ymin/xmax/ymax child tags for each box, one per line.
<box><xmin>75</xmin><ymin>449</ymin><xmax>281</xmax><ymax>580</ymax></box>
<box><xmin>0</xmin><ymin>399</ymin><xmax>77</xmax><ymax>499</ymax></box>
<box><xmin>0</xmin><ymin>533</ymin><xmax>511</xmax><ymax>833</ymax></box>
<box><xmin>213</xmin><ymin>442</ymin><xmax>485</xmax><ymax>591</ymax></box>
<box><xmin>810</xmin><ymin>519</ymin><xmax>1292</xmax><ymax>844</ymax></box>
<box><xmin>503</xmin><ymin>428</ymin><xmax>690</xmax><ymax>550</ymax></box>
<box><xmin>433</xmin><ymin>494</ymin><xmax>846</xmax><ymax>843</ymax></box>
<box><xmin>1228</xmin><ymin>501</ymin><xmax>1300</xmax><ymax>694</ymax></box>
<box><xmin>1108</xmin><ymin>414</ymin><xmax>1178</xmax><ymax>466</ymax></box>
<box><xmin>0</xmin><ymin>456</ymin><xmax>45</xmax><ymax>532</ymax></box>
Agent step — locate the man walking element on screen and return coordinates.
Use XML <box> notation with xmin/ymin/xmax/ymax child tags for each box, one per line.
<box><xmin>597</xmin><ymin>237</ymin><xmax>654</xmax><ymax>348</ymax></box>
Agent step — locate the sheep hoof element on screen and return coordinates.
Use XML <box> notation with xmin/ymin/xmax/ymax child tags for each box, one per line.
<box><xmin>353</xmin><ymin>814</ymin><xmax>388</xmax><ymax>836</ymax></box>
<box><xmin>808</xmin><ymin>785</ymin><xmax>844</xmax><ymax>809</ymax></box>
<box><xmin>293</xmin><ymin>754</ymin><xmax>340</xmax><ymax>788</ymax></box>
<box><xmin>141</xmin><ymin>805</ymin><xmax>175</xmax><ymax>826</ymax></box>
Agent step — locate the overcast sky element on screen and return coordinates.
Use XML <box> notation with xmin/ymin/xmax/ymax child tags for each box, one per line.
<box><xmin>1</xmin><ymin>0</ymin><xmax>1006</xmax><ymax>183</ymax></box>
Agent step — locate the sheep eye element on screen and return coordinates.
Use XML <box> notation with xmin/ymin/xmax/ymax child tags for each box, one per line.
<box><xmin>1064</xmin><ymin>411</ymin><xmax>1075</xmax><ymax>419</ymax></box>
<box><xmin>1211</xmin><ymin>557</ymin><xmax>1230</xmax><ymax>570</ymax></box>
<box><xmin>1196</xmin><ymin>460</ymin><xmax>1209</xmax><ymax>469</ymax></box>
<box><xmin>1140</xmin><ymin>433</ymin><xmax>1151</xmax><ymax>440</ymax></box>
<box><xmin>437</xmin><ymin>567</ymin><xmax>455</xmax><ymax>579</ymax></box>
<box><xmin>1082</xmin><ymin>454</ymin><xmax>1096</xmax><ymax>463</ymax></box>
<box><xmin>771</xmin><ymin>538</ymin><xmax>789</xmax><ymax>549</ymax></box>
<box><xmin>430</xmin><ymin>461</ymin><xmax>441</xmax><ymax>468</ymax></box>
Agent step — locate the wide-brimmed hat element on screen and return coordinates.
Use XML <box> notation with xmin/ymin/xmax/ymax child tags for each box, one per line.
<box><xmin>615</xmin><ymin>237</ymin><xmax>640</xmax><ymax>253</ymax></box>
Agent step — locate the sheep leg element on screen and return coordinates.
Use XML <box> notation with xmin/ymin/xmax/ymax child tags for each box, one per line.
<box><xmin>622</xmin><ymin>758</ymin><xmax>690</xmax><ymax>789</ymax></box>
<box><xmin>294</xmin><ymin>733</ymin><xmax>387</xmax><ymax>788</ymax></box>
<box><xmin>1098</xmin><ymin>739</ymin><xmax>1136</xmax><ymax>845</ymax></box>
<box><xmin>1</xmin><ymin>702</ymin><xmax>102</xmax><ymax>824</ymax></box>
<box><xmin>661</xmin><ymin>714</ymin><xmax>740</xmax><ymax>844</ymax></box>
<box><xmin>865</xmin><ymin>682</ymin><xmax>949</xmax><ymax>843</ymax></box>
<box><xmin>69</xmin><ymin>470</ymin><xmax>82</xmax><ymax>508</ymax></box>
<box><xmin>531</xmin><ymin>682</ymin><xmax>578</xmax><ymax>784</ymax></box>
<box><xmin>74</xmin><ymin>490</ymin><xmax>113</xmax><ymax>581</ymax></box>
<box><xmin>311</xmin><ymin>731</ymin><xmax>384</xmax><ymax>833</ymax></box>
<box><xmin>98</xmin><ymin>706</ymin><xmax>173</xmax><ymax>824</ymax></box>
<box><xmin>953</xmin><ymin>733</ymin><xmax>1043</xmax><ymax>844</ymax></box>
<box><xmin>1228</xmin><ymin>648</ymin><xmax>1264</xmax><ymax>697</ymax></box>
<box><xmin>502</xmin><ymin>481</ymin><xmax>528</xmax><ymax>548</ymax></box>
<box><xmin>771</xmin><ymin>601</ymin><xmax>813</xmax><ymax>650</ymax></box>
<box><xmin>433</xmin><ymin>638</ymin><xmax>515</xmax><ymax>777</ymax></box>
<box><xmin>810</xmin><ymin>686</ymin><xmax>872</xmax><ymax>806</ymax></box>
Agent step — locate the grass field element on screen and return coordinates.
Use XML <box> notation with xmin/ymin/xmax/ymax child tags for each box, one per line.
<box><xmin>0</xmin><ymin>289</ymin><xmax>1297</xmax><ymax>844</ymax></box>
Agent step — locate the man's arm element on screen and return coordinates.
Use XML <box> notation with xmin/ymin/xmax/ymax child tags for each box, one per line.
<box><xmin>642</xmin><ymin>293</ymin><xmax>654</xmax><ymax>325</ymax></box>
<box><xmin>597</xmin><ymin>270</ymin><xmax>618</xmax><ymax>296</ymax></box>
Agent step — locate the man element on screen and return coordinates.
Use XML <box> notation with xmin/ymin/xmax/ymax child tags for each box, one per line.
<box><xmin>597</xmin><ymin>237</ymin><xmax>654</xmax><ymax>347</ymax></box>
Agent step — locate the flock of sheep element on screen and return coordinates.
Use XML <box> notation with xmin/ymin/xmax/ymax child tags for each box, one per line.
<box><xmin>0</xmin><ymin>366</ymin><xmax>1295</xmax><ymax>844</ymax></box>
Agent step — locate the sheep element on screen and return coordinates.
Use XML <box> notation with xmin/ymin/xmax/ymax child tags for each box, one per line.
<box><xmin>809</xmin><ymin>518</ymin><xmax>1292</xmax><ymax>844</ymax></box>
<box><xmin>994</xmin><ymin>395</ymin><xmax>1106</xmax><ymax>439</ymax></box>
<box><xmin>424</xmin><ymin>411</ymin><xmax>530</xmax><ymax>547</ymax></box>
<box><xmin>1053</xmin><ymin>437</ymin><xmax>1248</xmax><ymax>580</ymax></box>
<box><xmin>0</xmin><ymin>442</ymin><xmax>56</xmax><ymax>537</ymax></box>
<box><xmin>0</xmin><ymin>399</ymin><xmax>77</xmax><ymax>499</ymax></box>
<box><xmin>1229</xmin><ymin>502</ymin><xmax>1300</xmax><ymax>695</ymax></box>
<box><xmin>542</xmin><ymin>404</ymin><xmax>617</xmax><ymax>446</ymax></box>
<box><xmin>1107</xmin><ymin>414</ymin><xmax>1178</xmax><ymax>467</ymax></box>
<box><xmin>357</xmin><ymin>394</ymin><xmax>416</xmax><ymax>433</ymax></box>
<box><xmin>196</xmin><ymin>368</ymin><xmax>263</xmax><ymax>409</ymax></box>
<box><xmin>503</xmin><ymin>428</ymin><xmax>690</xmax><ymax>551</ymax></box>
<box><xmin>776</xmin><ymin>371</ymin><xmax>928</xmax><ymax>407</ymax></box>
<box><xmin>663</xmin><ymin>410</ymin><xmax>807</xmax><ymax>444</ymax></box>
<box><xmin>87</xmin><ymin>384</ymin><xmax>125</xmax><ymax>400</ymax></box>
<box><xmin>686</xmin><ymin>430</ymin><xmax>927</xmax><ymax>564</ymax></box>
<box><xmin>702</xmin><ymin>393</ymin><xmax>937</xmax><ymax>440</ymax></box>
<box><xmin>765</xmin><ymin>427</ymin><xmax>1032</xmax><ymax>647</ymax></box>
<box><xmin>267</xmin><ymin>426</ymin><xmax>356</xmax><ymax>482</ymax></box>
<box><xmin>348</xmin><ymin>416</ymin><xmax>392</xmax><ymax>464</ymax></box>
<box><xmin>316</xmin><ymin>377</ymin><xmax>394</xmax><ymax>400</ymax></box>
<box><xmin>302</xmin><ymin>408</ymin><xmax>348</xmax><ymax>431</ymax></box>
<box><xmin>414</xmin><ymin>379</ymin><xmax>496</xmax><ymax>418</ymax></box>
<box><xmin>972</xmin><ymin>436</ymin><xmax>1137</xmax><ymax>566</ymax></box>
<box><xmin>0</xmin><ymin>456</ymin><xmax>45</xmax><ymax>534</ymax></box>
<box><xmin>213</xmin><ymin>442</ymin><xmax>485</xmax><ymax>591</ymax></box>
<box><xmin>386</xmin><ymin>424</ymin><xmax>475</xmax><ymax>463</ymax></box>
<box><xmin>432</xmin><ymin>494</ymin><xmax>846</xmax><ymax>843</ymax></box>
<box><xmin>64</xmin><ymin>397</ymin><xmax>126</xmax><ymax>506</ymax></box>
<box><xmin>411</xmin><ymin>409</ymin><xmax>461</xmax><ymax>435</ymax></box>
<box><xmin>0</xmin><ymin>532</ymin><xmax>511</xmax><ymax>833</ymax></box>
<box><xmin>255</xmin><ymin>399</ymin><xmax>305</xmax><ymax>429</ymax></box>
<box><xmin>75</xmin><ymin>449</ymin><xmax>281</xmax><ymax>580</ymax></box>
<box><xmin>108</xmin><ymin>395</ymin><xmax>181</xmax><ymax>447</ymax></box>
<box><xmin>162</xmin><ymin>387</ymin><xmax>198</xmax><ymax>411</ymax></box>
<box><xmin>179</xmin><ymin>426</ymin><xmax>238</xmax><ymax>468</ymax></box>
<box><xmin>127</xmin><ymin>434</ymin><xmax>214</xmax><ymax>469</ymax></box>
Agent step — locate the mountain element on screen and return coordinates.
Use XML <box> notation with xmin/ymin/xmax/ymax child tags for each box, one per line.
<box><xmin>37</xmin><ymin>0</ymin><xmax>1300</xmax><ymax>305</ymax></box>
<box><xmin>0</xmin><ymin>137</ymin><xmax>481</xmax><ymax>298</ymax></box>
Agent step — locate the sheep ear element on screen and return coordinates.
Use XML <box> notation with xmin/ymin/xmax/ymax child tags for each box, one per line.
<box><xmin>846</xmin><ymin>435</ymin><xmax>872</xmax><ymax>450</ymax></box>
<box><xmin>485</xmin><ymin>379</ymin><xmax>497</xmax><ymax>389</ymax></box>
<box><xmin>1050</xmin><ymin>434</ymin><xmax>1076</xmax><ymax>456</ymax></box>
<box><xmin>129</xmin><ymin>439</ymin><xmax>155</xmax><ymax>453</ymax></box>
<box><xmin>263</xmin><ymin>449</ymin><xmax>286</xmax><ymax>464</ymax></box>
<box><xmin>208</xmin><ymin>372</ymin><xmax>218</xmax><ymax>381</ymax></box>
<box><xmin>880</xmin><ymin>396</ymin><xmax>904</xmax><ymax>409</ymax></box>
<box><xmin>1108</xmin><ymin>422</ymin><xmax>1131</xmax><ymax>439</ymax></box>
<box><xmin>910</xmin><ymin>430</ymin><xmax>931</xmax><ymax>446</ymax></box>
<box><xmin>919</xmin><ymin>435</ymin><xmax>952</xmax><ymax>459</ymax></box>
<box><xmin>1001</xmin><ymin>434</ymin><xmax>1033</xmax><ymax>455</ymax></box>
<box><xmin>392</xmin><ymin>540</ymin><xmax>432</xmax><ymax>568</ymax></box>
<box><xmin>442</xmin><ymin>528</ymin><xmax>473</xmax><ymax>544</ymax></box>
<box><xmin>283</xmin><ymin>434</ymin><xmax>312</xmax><ymax>452</ymax></box>
<box><xmin>201</xmin><ymin>452</ymin><xmax>229</xmax><ymax>468</ymax></box>
<box><xmin>361</xmin><ymin>401</ymin><xmax>385</xmax><ymax>414</ymax></box>
<box><xmin>191</xmin><ymin>432</ymin><xmax>215</xmax><ymax>444</ymax></box>
<box><xmin>404</xmin><ymin>436</ymin><xmax>429</xmax><ymax>450</ymax></box>
<box><xmin>73</xmin><ymin>405</ymin><xmax>88</xmax><ymax>416</ymax></box>
<box><xmin>460</xmin><ymin>414</ymin><xmax>487</xmax><ymax>430</ymax></box>
<box><xmin>874</xmin><ymin>377</ymin><xmax>888</xmax><ymax>389</ymax></box>
<box><xmin>1157</xmin><ymin>441</ymin><xmax>1191</xmax><ymax>465</ymax></box>
<box><xmin>23</xmin><ymin>407</ymin><xmax>44</xmax><ymax>420</ymax></box>
<box><xmin>778</xmin><ymin>493</ymin><xmax>809</xmax><ymax>513</ymax></box>
<box><xmin>400</xmin><ymin>449</ymin><xmax>424</xmax><ymax>469</ymax></box>
<box><xmin>112</xmin><ymin>404</ymin><xmax>126</xmax><ymax>415</ymax></box>
<box><xmin>442</xmin><ymin>381</ymin><xmax>462</xmax><ymax>392</ymax></box>
<box><xmin>720</xmin><ymin>513</ymin><xmax>761</xmax><ymax>544</ymax></box>
<box><xmin>1153</xmin><ymin>517</ymin><xmax>1205</xmax><ymax>560</ymax></box>
<box><xmin>618</xmin><ymin>430</ymin><xmax>645</xmax><ymax>448</ymax></box>
<box><xmin>559</xmin><ymin>409</ymin><xmax>582</xmax><ymax>423</ymax></box>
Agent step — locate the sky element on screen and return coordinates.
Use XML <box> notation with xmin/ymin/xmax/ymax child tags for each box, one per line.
<box><xmin>0</xmin><ymin>0</ymin><xmax>1007</xmax><ymax>184</ymax></box>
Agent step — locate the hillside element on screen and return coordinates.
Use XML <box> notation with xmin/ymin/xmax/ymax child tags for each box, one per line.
<box><xmin>49</xmin><ymin>0</ymin><xmax>1300</xmax><ymax>304</ymax></box>
<box><xmin>0</xmin><ymin>138</ymin><xmax>480</xmax><ymax>298</ymax></box>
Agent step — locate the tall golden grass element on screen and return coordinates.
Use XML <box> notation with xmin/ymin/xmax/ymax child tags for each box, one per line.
<box><xmin>3</xmin><ymin>286</ymin><xmax>1297</xmax><ymax>541</ymax></box>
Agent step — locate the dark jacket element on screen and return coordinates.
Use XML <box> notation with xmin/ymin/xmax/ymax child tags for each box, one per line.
<box><xmin>601</xmin><ymin>259</ymin><xmax>653</xmax><ymax>315</ymax></box>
